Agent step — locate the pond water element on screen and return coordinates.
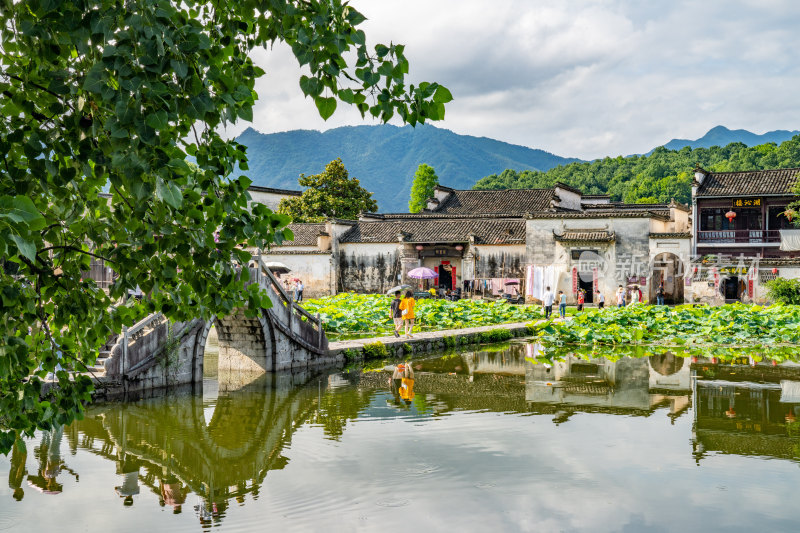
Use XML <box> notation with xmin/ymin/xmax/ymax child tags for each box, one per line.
<box><xmin>3</xmin><ymin>341</ymin><xmax>800</xmax><ymax>532</ymax></box>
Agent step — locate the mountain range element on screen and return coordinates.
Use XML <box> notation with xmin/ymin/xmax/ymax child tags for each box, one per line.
<box><xmin>235</xmin><ymin>124</ymin><xmax>578</xmax><ymax>212</ymax></box>
<box><xmin>235</xmin><ymin>124</ymin><xmax>799</xmax><ymax>212</ymax></box>
<box><xmin>660</xmin><ymin>125</ymin><xmax>800</xmax><ymax>151</ymax></box>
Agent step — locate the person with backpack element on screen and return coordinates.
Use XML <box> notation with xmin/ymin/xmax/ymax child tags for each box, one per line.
<box><xmin>390</xmin><ymin>290</ymin><xmax>403</xmax><ymax>337</ymax></box>
<box><xmin>656</xmin><ymin>282</ymin><xmax>665</xmax><ymax>306</ymax></box>
<box><xmin>399</xmin><ymin>290</ymin><xmax>416</xmax><ymax>337</ymax></box>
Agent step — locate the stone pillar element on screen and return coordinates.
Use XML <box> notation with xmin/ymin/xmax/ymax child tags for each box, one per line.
<box><xmin>399</xmin><ymin>242</ymin><xmax>420</xmax><ymax>285</ymax></box>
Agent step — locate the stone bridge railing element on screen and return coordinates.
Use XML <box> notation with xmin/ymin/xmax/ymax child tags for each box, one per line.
<box><xmin>250</xmin><ymin>254</ymin><xmax>328</xmax><ymax>354</ymax></box>
<box><xmin>98</xmin><ymin>251</ymin><xmax>334</xmax><ymax>396</ymax></box>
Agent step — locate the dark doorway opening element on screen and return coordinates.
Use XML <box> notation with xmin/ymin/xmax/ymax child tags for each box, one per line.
<box><xmin>438</xmin><ymin>266</ymin><xmax>452</xmax><ymax>290</ymax></box>
<box><xmin>723</xmin><ymin>276</ymin><xmax>740</xmax><ymax>301</ymax></box>
<box><xmin>578</xmin><ymin>275</ymin><xmax>594</xmax><ymax>303</ymax></box>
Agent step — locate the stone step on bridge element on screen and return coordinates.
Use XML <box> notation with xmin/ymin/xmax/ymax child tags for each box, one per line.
<box><xmin>96</xmin><ymin>256</ymin><xmax>337</xmax><ymax>396</ymax></box>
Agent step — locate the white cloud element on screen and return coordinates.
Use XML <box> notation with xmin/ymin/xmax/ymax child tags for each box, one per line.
<box><xmin>225</xmin><ymin>0</ymin><xmax>800</xmax><ymax>160</ymax></box>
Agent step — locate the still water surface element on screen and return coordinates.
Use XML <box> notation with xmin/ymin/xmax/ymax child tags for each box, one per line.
<box><xmin>2</xmin><ymin>341</ymin><xmax>800</xmax><ymax>532</ymax></box>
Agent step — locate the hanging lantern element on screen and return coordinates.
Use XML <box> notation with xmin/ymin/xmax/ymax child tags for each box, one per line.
<box><xmin>415</xmin><ymin>245</ymin><xmax>424</xmax><ymax>251</ymax></box>
<box><xmin>772</xmin><ymin>267</ymin><xmax>778</xmax><ymax>275</ymax></box>
<box><xmin>454</xmin><ymin>245</ymin><xmax>464</xmax><ymax>251</ymax></box>
<box><xmin>725</xmin><ymin>407</ymin><xmax>736</xmax><ymax>419</ymax></box>
<box><xmin>725</xmin><ymin>210</ymin><xmax>737</xmax><ymax>223</ymax></box>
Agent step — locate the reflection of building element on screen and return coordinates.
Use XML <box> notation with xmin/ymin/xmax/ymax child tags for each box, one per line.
<box><xmin>525</xmin><ymin>353</ymin><xmax>691</xmax><ymax>414</ymax></box>
<box><xmin>692</xmin><ymin>376</ymin><xmax>800</xmax><ymax>463</ymax></box>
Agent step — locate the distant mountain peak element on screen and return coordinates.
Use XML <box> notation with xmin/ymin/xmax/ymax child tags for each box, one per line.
<box><xmin>660</xmin><ymin>125</ymin><xmax>800</xmax><ymax>152</ymax></box>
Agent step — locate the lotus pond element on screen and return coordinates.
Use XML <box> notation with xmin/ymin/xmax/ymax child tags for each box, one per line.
<box><xmin>4</xmin><ymin>341</ymin><xmax>800</xmax><ymax>532</ymax></box>
<box><xmin>535</xmin><ymin>303</ymin><xmax>800</xmax><ymax>348</ymax></box>
<box><xmin>301</xmin><ymin>292</ymin><xmax>543</xmax><ymax>338</ymax></box>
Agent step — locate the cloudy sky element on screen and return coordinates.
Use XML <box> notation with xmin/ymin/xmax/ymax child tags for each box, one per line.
<box><xmin>232</xmin><ymin>0</ymin><xmax>800</xmax><ymax>160</ymax></box>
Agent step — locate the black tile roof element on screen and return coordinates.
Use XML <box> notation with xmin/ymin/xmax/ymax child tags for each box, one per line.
<box><xmin>433</xmin><ymin>188</ymin><xmax>557</xmax><ymax>215</ymax></box>
<box><xmin>340</xmin><ymin>218</ymin><xmax>526</xmax><ymax>244</ymax></box>
<box><xmin>528</xmin><ymin>209</ymin><xmax>671</xmax><ymax>221</ymax></box>
<box><xmin>696</xmin><ymin>168</ymin><xmax>800</xmax><ymax>197</ymax></box>
<box><xmin>248</xmin><ymin>185</ymin><xmax>302</xmax><ymax>196</ymax></box>
<box><xmin>553</xmin><ymin>230</ymin><xmax>615</xmax><ymax>243</ymax></box>
<box><xmin>278</xmin><ymin>223</ymin><xmax>327</xmax><ymax>246</ymax></box>
<box><xmin>650</xmin><ymin>232</ymin><xmax>691</xmax><ymax>239</ymax></box>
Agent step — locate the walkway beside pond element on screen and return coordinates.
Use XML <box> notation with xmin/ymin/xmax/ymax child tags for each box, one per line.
<box><xmin>328</xmin><ymin>319</ymin><xmax>551</xmax><ymax>359</ymax></box>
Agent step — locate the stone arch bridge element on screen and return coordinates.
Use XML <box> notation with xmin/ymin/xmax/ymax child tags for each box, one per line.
<box><xmin>97</xmin><ymin>257</ymin><xmax>338</xmax><ymax>396</ymax></box>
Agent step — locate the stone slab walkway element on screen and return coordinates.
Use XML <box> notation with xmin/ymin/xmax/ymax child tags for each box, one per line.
<box><xmin>328</xmin><ymin>320</ymin><xmax>547</xmax><ymax>359</ymax></box>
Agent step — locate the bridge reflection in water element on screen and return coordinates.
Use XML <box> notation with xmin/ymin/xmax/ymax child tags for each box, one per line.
<box><xmin>8</xmin><ymin>343</ymin><xmax>800</xmax><ymax>529</ymax></box>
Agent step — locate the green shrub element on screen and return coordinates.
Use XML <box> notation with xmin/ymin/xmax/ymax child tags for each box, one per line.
<box><xmin>443</xmin><ymin>335</ymin><xmax>457</xmax><ymax>348</ymax></box>
<box><xmin>402</xmin><ymin>342</ymin><xmax>413</xmax><ymax>354</ymax></box>
<box><xmin>479</xmin><ymin>328</ymin><xmax>513</xmax><ymax>343</ymax></box>
<box><xmin>342</xmin><ymin>348</ymin><xmax>360</xmax><ymax>361</ymax></box>
<box><xmin>766</xmin><ymin>278</ymin><xmax>800</xmax><ymax>305</ymax></box>
<box><xmin>363</xmin><ymin>341</ymin><xmax>389</xmax><ymax>359</ymax></box>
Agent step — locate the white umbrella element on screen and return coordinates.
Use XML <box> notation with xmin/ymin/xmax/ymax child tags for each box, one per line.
<box><xmin>263</xmin><ymin>261</ymin><xmax>290</xmax><ymax>274</ymax></box>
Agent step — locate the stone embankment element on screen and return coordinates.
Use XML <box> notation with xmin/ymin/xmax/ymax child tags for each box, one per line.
<box><xmin>328</xmin><ymin>321</ymin><xmax>541</xmax><ymax>361</ymax></box>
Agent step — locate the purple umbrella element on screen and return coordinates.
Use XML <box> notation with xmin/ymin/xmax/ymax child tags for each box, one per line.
<box><xmin>407</xmin><ymin>267</ymin><xmax>438</xmax><ymax>279</ymax></box>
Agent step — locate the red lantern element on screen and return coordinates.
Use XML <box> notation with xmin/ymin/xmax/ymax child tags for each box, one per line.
<box><xmin>415</xmin><ymin>245</ymin><xmax>424</xmax><ymax>251</ymax></box>
<box><xmin>772</xmin><ymin>267</ymin><xmax>778</xmax><ymax>275</ymax></box>
<box><xmin>725</xmin><ymin>210</ymin><xmax>736</xmax><ymax>223</ymax></box>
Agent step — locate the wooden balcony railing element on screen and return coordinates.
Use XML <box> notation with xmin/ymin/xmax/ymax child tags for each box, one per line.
<box><xmin>697</xmin><ymin>230</ymin><xmax>781</xmax><ymax>244</ymax></box>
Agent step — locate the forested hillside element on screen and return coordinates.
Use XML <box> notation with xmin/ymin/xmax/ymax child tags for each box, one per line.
<box><xmin>235</xmin><ymin>124</ymin><xmax>578</xmax><ymax>212</ymax></box>
<box><xmin>473</xmin><ymin>136</ymin><xmax>800</xmax><ymax>204</ymax></box>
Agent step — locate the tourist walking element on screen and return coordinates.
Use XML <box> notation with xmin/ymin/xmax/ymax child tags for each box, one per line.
<box><xmin>543</xmin><ymin>286</ymin><xmax>554</xmax><ymax>319</ymax></box>
<box><xmin>597</xmin><ymin>290</ymin><xmax>605</xmax><ymax>309</ymax></box>
<box><xmin>390</xmin><ymin>290</ymin><xmax>403</xmax><ymax>337</ymax></box>
<box><xmin>656</xmin><ymin>282</ymin><xmax>665</xmax><ymax>306</ymax></box>
<box><xmin>558</xmin><ymin>290</ymin><xmax>567</xmax><ymax>319</ymax></box>
<box><xmin>616</xmin><ymin>285</ymin><xmax>626</xmax><ymax>308</ymax></box>
<box><xmin>399</xmin><ymin>290</ymin><xmax>416</xmax><ymax>337</ymax></box>
<box><xmin>576</xmin><ymin>290</ymin><xmax>585</xmax><ymax>312</ymax></box>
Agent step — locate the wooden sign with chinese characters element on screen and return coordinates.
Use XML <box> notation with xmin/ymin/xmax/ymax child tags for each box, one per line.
<box><xmin>732</xmin><ymin>198</ymin><xmax>761</xmax><ymax>207</ymax></box>
<box><xmin>719</xmin><ymin>266</ymin><xmax>748</xmax><ymax>275</ymax></box>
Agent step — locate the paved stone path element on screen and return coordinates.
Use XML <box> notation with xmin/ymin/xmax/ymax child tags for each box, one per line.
<box><xmin>328</xmin><ymin>320</ymin><xmax>549</xmax><ymax>357</ymax></box>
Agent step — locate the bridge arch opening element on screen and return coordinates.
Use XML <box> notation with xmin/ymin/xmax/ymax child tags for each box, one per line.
<box><xmin>193</xmin><ymin>313</ymin><xmax>277</xmax><ymax>388</ymax></box>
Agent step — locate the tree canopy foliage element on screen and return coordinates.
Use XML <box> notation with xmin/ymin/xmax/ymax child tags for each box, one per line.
<box><xmin>277</xmin><ymin>158</ymin><xmax>377</xmax><ymax>222</ymax></box>
<box><xmin>474</xmin><ymin>136</ymin><xmax>800</xmax><ymax>204</ymax></box>
<box><xmin>0</xmin><ymin>0</ymin><xmax>449</xmax><ymax>454</ymax></box>
<box><xmin>408</xmin><ymin>163</ymin><xmax>438</xmax><ymax>213</ymax></box>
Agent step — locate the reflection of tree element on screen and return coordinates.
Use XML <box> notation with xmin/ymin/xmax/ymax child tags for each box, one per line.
<box><xmin>311</xmin><ymin>385</ymin><xmax>377</xmax><ymax>440</ymax></box>
<box><xmin>8</xmin><ymin>443</ymin><xmax>27</xmax><ymax>501</ymax></box>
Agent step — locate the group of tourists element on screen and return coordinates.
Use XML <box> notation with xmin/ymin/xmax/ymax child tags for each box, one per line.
<box><xmin>390</xmin><ymin>290</ymin><xmax>417</xmax><ymax>338</ymax></box>
<box><xmin>542</xmin><ymin>281</ymin><xmax>667</xmax><ymax>320</ymax></box>
<box><xmin>282</xmin><ymin>278</ymin><xmax>304</xmax><ymax>302</ymax></box>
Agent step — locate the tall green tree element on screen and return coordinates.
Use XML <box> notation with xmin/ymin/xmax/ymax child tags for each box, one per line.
<box><xmin>278</xmin><ymin>159</ymin><xmax>377</xmax><ymax>221</ymax></box>
<box><xmin>408</xmin><ymin>163</ymin><xmax>439</xmax><ymax>212</ymax></box>
<box><xmin>0</xmin><ymin>0</ymin><xmax>450</xmax><ymax>454</ymax></box>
